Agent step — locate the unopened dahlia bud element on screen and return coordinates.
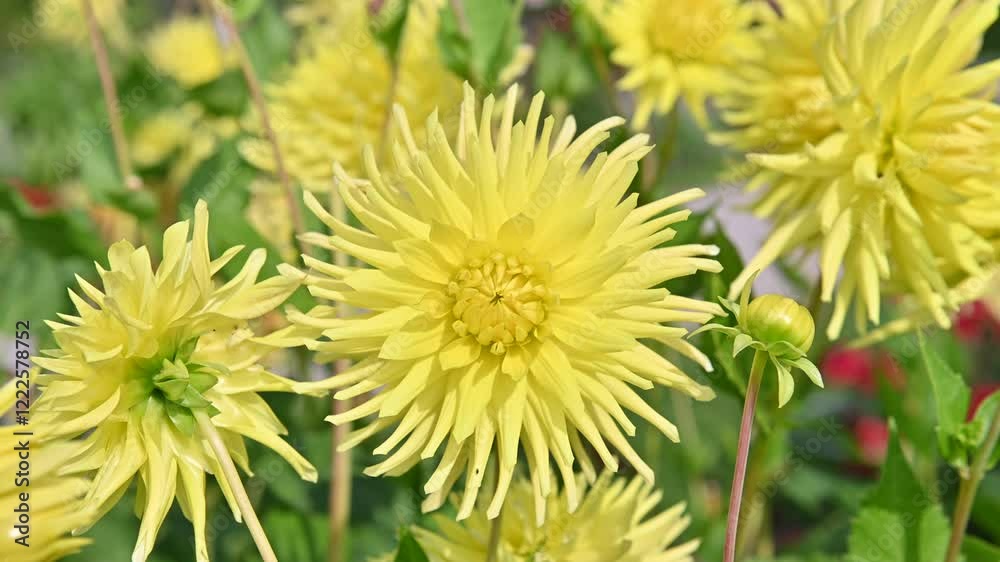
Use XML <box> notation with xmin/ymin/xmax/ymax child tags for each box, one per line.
<box><xmin>746</xmin><ymin>294</ymin><xmax>815</xmax><ymax>354</ymax></box>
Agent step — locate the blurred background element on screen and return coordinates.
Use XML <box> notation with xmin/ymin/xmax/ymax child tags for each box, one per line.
<box><xmin>1</xmin><ymin>1</ymin><xmax>999</xmax><ymax>560</ymax></box>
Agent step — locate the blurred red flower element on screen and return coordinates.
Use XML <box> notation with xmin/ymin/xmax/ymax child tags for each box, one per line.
<box><xmin>955</xmin><ymin>301</ymin><xmax>1000</xmax><ymax>343</ymax></box>
<box><xmin>968</xmin><ymin>382</ymin><xmax>1000</xmax><ymax>421</ymax></box>
<box><xmin>9</xmin><ymin>178</ymin><xmax>57</xmax><ymax>212</ymax></box>
<box><xmin>854</xmin><ymin>416</ymin><xmax>889</xmax><ymax>466</ymax></box>
<box><xmin>821</xmin><ymin>347</ymin><xmax>904</xmax><ymax>395</ymax></box>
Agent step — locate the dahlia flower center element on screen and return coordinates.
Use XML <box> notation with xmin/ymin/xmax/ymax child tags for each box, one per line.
<box><xmin>448</xmin><ymin>252</ymin><xmax>548</xmax><ymax>355</ymax></box>
<box><xmin>647</xmin><ymin>0</ymin><xmax>729</xmax><ymax>59</ymax></box>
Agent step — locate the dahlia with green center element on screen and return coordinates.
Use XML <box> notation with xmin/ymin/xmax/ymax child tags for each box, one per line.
<box><xmin>276</xmin><ymin>84</ymin><xmax>722</xmax><ymax>521</ymax></box>
<box><xmin>589</xmin><ymin>0</ymin><xmax>759</xmax><ymax>128</ymax></box>
<box><xmin>728</xmin><ymin>0</ymin><xmax>1000</xmax><ymax>339</ymax></box>
<box><xmin>32</xmin><ymin>201</ymin><xmax>317</xmax><ymax>562</ymax></box>
<box><xmin>414</xmin><ymin>472</ymin><xmax>699</xmax><ymax>561</ymax></box>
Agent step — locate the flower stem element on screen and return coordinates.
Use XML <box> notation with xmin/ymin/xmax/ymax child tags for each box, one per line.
<box><xmin>210</xmin><ymin>3</ymin><xmax>309</xmax><ymax>260</ymax></box>
<box><xmin>944</xmin><ymin>405</ymin><xmax>1000</xmax><ymax>562</ymax></box>
<box><xmin>194</xmin><ymin>411</ymin><xmax>277</xmax><ymax>562</ymax></box>
<box><xmin>80</xmin><ymin>0</ymin><xmax>141</xmax><ymax>191</ymax></box>
<box><xmin>485</xmin><ymin>502</ymin><xmax>503</xmax><ymax>562</ymax></box>
<box><xmin>724</xmin><ymin>349</ymin><xmax>768</xmax><ymax>562</ymax></box>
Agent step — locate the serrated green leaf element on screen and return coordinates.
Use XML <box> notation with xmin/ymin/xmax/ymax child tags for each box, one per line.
<box><xmin>971</xmin><ymin>391</ymin><xmax>1000</xmax><ymax>470</ymax></box>
<box><xmin>847</xmin><ymin>508</ymin><xmax>905</xmax><ymax>562</ymax></box>
<box><xmin>436</xmin><ymin>0</ymin><xmax>521</xmax><ymax>91</ymax></box>
<box><xmin>921</xmin><ymin>336</ymin><xmax>971</xmax><ymax>469</ymax></box>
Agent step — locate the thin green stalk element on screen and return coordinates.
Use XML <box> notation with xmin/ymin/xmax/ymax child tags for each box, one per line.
<box><xmin>209</xmin><ymin>2</ymin><xmax>309</xmax><ymax>260</ymax></box>
<box><xmin>328</xmin><ymin>184</ymin><xmax>353</xmax><ymax>562</ymax></box>
<box><xmin>944</xmin><ymin>406</ymin><xmax>1000</xmax><ymax>562</ymax></box>
<box><xmin>485</xmin><ymin>497</ymin><xmax>503</xmax><ymax>562</ymax></box>
<box><xmin>195</xmin><ymin>411</ymin><xmax>277</xmax><ymax>562</ymax></box>
<box><xmin>724</xmin><ymin>349</ymin><xmax>769</xmax><ymax>562</ymax></box>
<box><xmin>80</xmin><ymin>0</ymin><xmax>142</xmax><ymax>191</ymax></box>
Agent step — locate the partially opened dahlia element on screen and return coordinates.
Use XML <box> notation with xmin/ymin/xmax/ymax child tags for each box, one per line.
<box><xmin>279</xmin><ymin>84</ymin><xmax>721</xmax><ymax>520</ymax></box>
<box><xmin>415</xmin><ymin>472</ymin><xmax>699</xmax><ymax>561</ymax></box>
<box><xmin>729</xmin><ymin>0</ymin><xmax>1000</xmax><ymax>338</ymax></box>
<box><xmin>32</xmin><ymin>201</ymin><xmax>317</xmax><ymax>562</ymax></box>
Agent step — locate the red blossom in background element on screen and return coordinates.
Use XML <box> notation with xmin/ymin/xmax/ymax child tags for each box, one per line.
<box><xmin>955</xmin><ymin>301</ymin><xmax>1000</xmax><ymax>343</ymax></box>
<box><xmin>968</xmin><ymin>383</ymin><xmax>1000</xmax><ymax>421</ymax></box>
<box><xmin>854</xmin><ymin>416</ymin><xmax>889</xmax><ymax>466</ymax></box>
<box><xmin>9</xmin><ymin>178</ymin><xmax>58</xmax><ymax>212</ymax></box>
<box><xmin>821</xmin><ymin>347</ymin><xmax>904</xmax><ymax>395</ymax></box>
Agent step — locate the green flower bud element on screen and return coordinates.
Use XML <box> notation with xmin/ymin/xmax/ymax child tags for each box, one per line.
<box><xmin>745</xmin><ymin>294</ymin><xmax>815</xmax><ymax>354</ymax></box>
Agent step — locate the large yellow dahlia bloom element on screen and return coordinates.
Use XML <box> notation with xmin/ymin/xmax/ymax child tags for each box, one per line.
<box><xmin>729</xmin><ymin>0</ymin><xmax>1000</xmax><ymax>339</ymax></box>
<box><xmin>32</xmin><ymin>202</ymin><xmax>317</xmax><ymax>562</ymax></box>
<box><xmin>589</xmin><ymin>0</ymin><xmax>759</xmax><ymax>128</ymax></box>
<box><xmin>0</xmin><ymin>383</ymin><xmax>92</xmax><ymax>562</ymax></box>
<box><xmin>147</xmin><ymin>17</ymin><xmax>237</xmax><ymax>89</ymax></box>
<box><xmin>414</xmin><ymin>473</ymin><xmax>699</xmax><ymax>561</ymax></box>
<box><xmin>277</xmin><ymin>84</ymin><xmax>721</xmax><ymax>520</ymax></box>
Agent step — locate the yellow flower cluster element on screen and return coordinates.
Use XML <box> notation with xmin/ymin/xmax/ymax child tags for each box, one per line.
<box><xmin>718</xmin><ymin>0</ymin><xmax>1000</xmax><ymax>339</ymax></box>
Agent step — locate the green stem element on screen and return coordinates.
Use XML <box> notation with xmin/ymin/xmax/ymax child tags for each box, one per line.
<box><xmin>724</xmin><ymin>349</ymin><xmax>768</xmax><ymax>562</ymax></box>
<box><xmin>944</xmin><ymin>406</ymin><xmax>1000</xmax><ymax>562</ymax></box>
<box><xmin>195</xmin><ymin>411</ymin><xmax>277</xmax><ymax>562</ymax></box>
<box><xmin>485</xmin><ymin>505</ymin><xmax>503</xmax><ymax>562</ymax></box>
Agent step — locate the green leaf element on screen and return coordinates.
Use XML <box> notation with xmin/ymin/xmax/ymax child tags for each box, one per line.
<box><xmin>394</xmin><ymin>528</ymin><xmax>430</xmax><ymax>562</ymax></box>
<box><xmin>921</xmin><ymin>335</ymin><xmax>972</xmax><ymax>469</ymax></box>
<box><xmin>372</xmin><ymin>0</ymin><xmax>412</xmax><ymax>63</ymax></box>
<box><xmin>437</xmin><ymin>0</ymin><xmax>522</xmax><ymax>91</ymax></box>
<box><xmin>845</xmin><ymin>505</ymin><xmax>950</xmax><ymax>562</ymax></box>
<box><xmin>971</xmin><ymin>391</ymin><xmax>1000</xmax><ymax>470</ymax></box>
<box><xmin>847</xmin><ymin>508</ymin><xmax>905</xmax><ymax>562</ymax></box>
<box><xmin>264</xmin><ymin>510</ymin><xmax>319</xmax><ymax>562</ymax></box>
<box><xmin>227</xmin><ymin>0</ymin><xmax>264</xmax><ymax>22</ymax></box>
<box><xmin>533</xmin><ymin>31</ymin><xmax>597</xmax><ymax>101</ymax></box>
<box><xmin>963</xmin><ymin>535</ymin><xmax>1000</xmax><ymax>562</ymax></box>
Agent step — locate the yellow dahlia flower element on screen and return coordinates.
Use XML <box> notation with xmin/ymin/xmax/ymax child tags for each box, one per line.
<box><xmin>0</xmin><ymin>431</ymin><xmax>93</xmax><ymax>562</ymax></box>
<box><xmin>589</xmin><ymin>0</ymin><xmax>759</xmax><ymax>128</ymax></box>
<box><xmin>711</xmin><ymin>0</ymin><xmax>836</xmax><ymax>153</ymax></box>
<box><xmin>0</xmin><ymin>380</ymin><xmax>93</xmax><ymax>561</ymax></box>
<box><xmin>414</xmin><ymin>472</ymin><xmax>700</xmax><ymax>561</ymax></box>
<box><xmin>147</xmin><ymin>17</ymin><xmax>237</xmax><ymax>89</ymax></box>
<box><xmin>277</xmin><ymin>84</ymin><xmax>721</xmax><ymax>521</ymax></box>
<box><xmin>241</xmin><ymin>0</ymin><xmax>532</xmax><ymax>190</ymax></box>
<box><xmin>730</xmin><ymin>0</ymin><xmax>1000</xmax><ymax>339</ymax></box>
<box><xmin>32</xmin><ymin>201</ymin><xmax>317</xmax><ymax>562</ymax></box>
<box><xmin>36</xmin><ymin>0</ymin><xmax>129</xmax><ymax>49</ymax></box>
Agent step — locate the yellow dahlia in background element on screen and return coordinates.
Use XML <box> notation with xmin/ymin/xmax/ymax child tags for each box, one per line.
<box><xmin>276</xmin><ymin>84</ymin><xmax>721</xmax><ymax>520</ymax></box>
<box><xmin>32</xmin><ymin>201</ymin><xmax>317</xmax><ymax>562</ymax></box>
<box><xmin>147</xmin><ymin>16</ymin><xmax>237</xmax><ymax>89</ymax></box>
<box><xmin>415</xmin><ymin>473</ymin><xmax>700</xmax><ymax>561</ymax></box>
<box><xmin>0</xmin><ymin>431</ymin><xmax>93</xmax><ymax>562</ymax></box>
<box><xmin>131</xmin><ymin>104</ymin><xmax>240</xmax><ymax>185</ymax></box>
<box><xmin>589</xmin><ymin>0</ymin><xmax>759</xmax><ymax>128</ymax></box>
<box><xmin>240</xmin><ymin>0</ymin><xmax>531</xmax><ymax>190</ymax></box>
<box><xmin>36</xmin><ymin>0</ymin><xmax>129</xmax><ymax>49</ymax></box>
<box><xmin>711</xmin><ymin>0</ymin><xmax>836</xmax><ymax>153</ymax></box>
<box><xmin>0</xmin><ymin>380</ymin><xmax>93</xmax><ymax>561</ymax></box>
<box><xmin>730</xmin><ymin>0</ymin><xmax>1000</xmax><ymax>339</ymax></box>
